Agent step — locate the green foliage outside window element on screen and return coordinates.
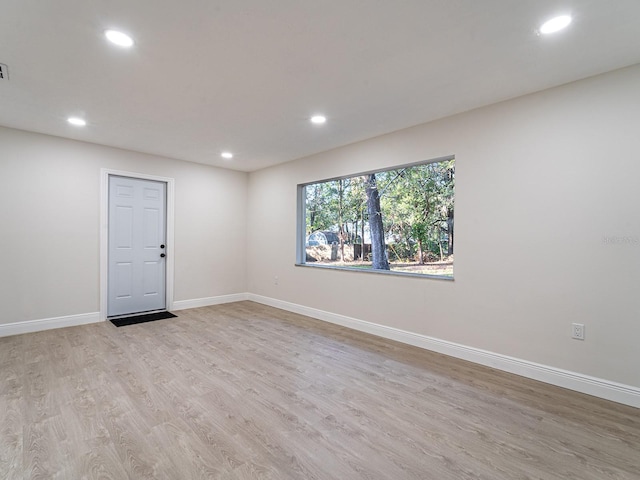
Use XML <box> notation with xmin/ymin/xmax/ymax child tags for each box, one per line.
<box><xmin>301</xmin><ymin>157</ymin><xmax>454</xmax><ymax>278</ymax></box>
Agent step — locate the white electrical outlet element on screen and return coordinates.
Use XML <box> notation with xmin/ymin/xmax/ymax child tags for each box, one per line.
<box><xmin>274</xmin><ymin>276</ymin><xmax>279</xmax><ymax>285</ymax></box>
<box><xmin>572</xmin><ymin>323</ymin><xmax>585</xmax><ymax>340</ymax></box>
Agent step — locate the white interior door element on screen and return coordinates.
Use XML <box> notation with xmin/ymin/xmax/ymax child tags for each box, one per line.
<box><xmin>108</xmin><ymin>176</ymin><xmax>167</xmax><ymax>317</ymax></box>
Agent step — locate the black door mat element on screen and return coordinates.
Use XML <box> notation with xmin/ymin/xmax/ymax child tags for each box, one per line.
<box><xmin>110</xmin><ymin>311</ymin><xmax>177</xmax><ymax>327</ymax></box>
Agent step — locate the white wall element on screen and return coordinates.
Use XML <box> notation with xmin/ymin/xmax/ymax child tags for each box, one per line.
<box><xmin>247</xmin><ymin>64</ymin><xmax>640</xmax><ymax>389</ymax></box>
<box><xmin>0</xmin><ymin>127</ymin><xmax>248</xmax><ymax>324</ymax></box>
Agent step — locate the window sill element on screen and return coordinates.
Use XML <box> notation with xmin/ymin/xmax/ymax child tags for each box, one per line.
<box><xmin>294</xmin><ymin>263</ymin><xmax>454</xmax><ymax>281</ymax></box>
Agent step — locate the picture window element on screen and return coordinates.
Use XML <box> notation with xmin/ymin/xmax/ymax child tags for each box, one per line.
<box><xmin>297</xmin><ymin>156</ymin><xmax>455</xmax><ymax>279</ymax></box>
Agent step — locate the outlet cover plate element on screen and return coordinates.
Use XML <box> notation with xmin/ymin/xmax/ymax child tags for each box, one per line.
<box><xmin>572</xmin><ymin>323</ymin><xmax>585</xmax><ymax>340</ymax></box>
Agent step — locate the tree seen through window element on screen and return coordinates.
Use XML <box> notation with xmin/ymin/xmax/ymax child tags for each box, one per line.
<box><xmin>301</xmin><ymin>156</ymin><xmax>454</xmax><ymax>278</ymax></box>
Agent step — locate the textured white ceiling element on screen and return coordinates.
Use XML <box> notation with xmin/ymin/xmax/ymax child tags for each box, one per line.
<box><xmin>1</xmin><ymin>0</ymin><xmax>640</xmax><ymax>171</ymax></box>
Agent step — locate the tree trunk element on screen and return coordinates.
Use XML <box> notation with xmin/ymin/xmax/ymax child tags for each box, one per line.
<box><xmin>405</xmin><ymin>232</ymin><xmax>412</xmax><ymax>263</ymax></box>
<box><xmin>365</xmin><ymin>174</ymin><xmax>389</xmax><ymax>270</ymax></box>
<box><xmin>417</xmin><ymin>239</ymin><xmax>424</xmax><ymax>265</ymax></box>
<box><xmin>338</xmin><ymin>179</ymin><xmax>344</xmax><ymax>262</ymax></box>
<box><xmin>308</xmin><ymin>184</ymin><xmax>319</xmax><ymax>232</ymax></box>
<box><xmin>360</xmin><ymin>208</ymin><xmax>365</xmax><ymax>261</ymax></box>
<box><xmin>447</xmin><ymin>207</ymin><xmax>454</xmax><ymax>256</ymax></box>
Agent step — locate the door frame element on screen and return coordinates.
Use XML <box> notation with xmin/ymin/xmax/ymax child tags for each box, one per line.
<box><xmin>100</xmin><ymin>169</ymin><xmax>175</xmax><ymax>320</ymax></box>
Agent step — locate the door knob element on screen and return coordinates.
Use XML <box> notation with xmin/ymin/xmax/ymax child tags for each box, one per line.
<box><xmin>160</xmin><ymin>253</ymin><xmax>166</xmax><ymax>258</ymax></box>
<box><xmin>160</xmin><ymin>244</ymin><xmax>165</xmax><ymax>249</ymax></box>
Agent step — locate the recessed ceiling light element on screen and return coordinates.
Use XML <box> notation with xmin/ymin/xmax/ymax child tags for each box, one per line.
<box><xmin>310</xmin><ymin>115</ymin><xmax>327</xmax><ymax>125</ymax></box>
<box><xmin>67</xmin><ymin>117</ymin><xmax>87</xmax><ymax>126</ymax></box>
<box><xmin>539</xmin><ymin>15</ymin><xmax>572</xmax><ymax>35</ymax></box>
<box><xmin>105</xmin><ymin>29</ymin><xmax>134</xmax><ymax>47</ymax></box>
<box><xmin>221</xmin><ymin>152</ymin><xmax>233</xmax><ymax>159</ymax></box>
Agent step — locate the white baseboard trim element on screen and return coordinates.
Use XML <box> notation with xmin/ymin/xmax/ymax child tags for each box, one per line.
<box><xmin>172</xmin><ymin>293</ymin><xmax>249</xmax><ymax>311</ymax></box>
<box><xmin>247</xmin><ymin>294</ymin><xmax>640</xmax><ymax>409</ymax></box>
<box><xmin>0</xmin><ymin>294</ymin><xmax>249</xmax><ymax>338</ymax></box>
<box><xmin>0</xmin><ymin>312</ymin><xmax>102</xmax><ymax>338</ymax></box>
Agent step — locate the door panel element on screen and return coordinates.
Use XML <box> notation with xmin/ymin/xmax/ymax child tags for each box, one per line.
<box><xmin>143</xmin><ymin>261</ymin><xmax>161</xmax><ymax>295</ymax></box>
<box><xmin>108</xmin><ymin>176</ymin><xmax>166</xmax><ymax>316</ymax></box>
<box><xmin>143</xmin><ymin>208</ymin><xmax>160</xmax><ymax>247</ymax></box>
<box><xmin>114</xmin><ymin>206</ymin><xmax>134</xmax><ymax>248</ymax></box>
<box><xmin>115</xmin><ymin>263</ymin><xmax>133</xmax><ymax>299</ymax></box>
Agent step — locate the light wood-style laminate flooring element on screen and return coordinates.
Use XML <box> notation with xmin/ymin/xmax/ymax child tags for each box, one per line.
<box><xmin>1</xmin><ymin>301</ymin><xmax>639</xmax><ymax>479</ymax></box>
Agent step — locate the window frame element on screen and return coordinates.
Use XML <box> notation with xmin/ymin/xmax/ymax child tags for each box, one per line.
<box><xmin>295</xmin><ymin>154</ymin><xmax>455</xmax><ymax>280</ymax></box>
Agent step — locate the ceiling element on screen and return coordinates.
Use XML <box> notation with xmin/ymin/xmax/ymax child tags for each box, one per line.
<box><xmin>1</xmin><ymin>1</ymin><xmax>640</xmax><ymax>172</ymax></box>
